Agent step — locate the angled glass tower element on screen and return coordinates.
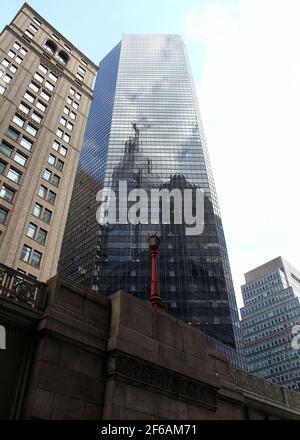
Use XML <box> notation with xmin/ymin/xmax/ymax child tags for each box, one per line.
<box><xmin>58</xmin><ymin>34</ymin><xmax>241</xmax><ymax>350</ymax></box>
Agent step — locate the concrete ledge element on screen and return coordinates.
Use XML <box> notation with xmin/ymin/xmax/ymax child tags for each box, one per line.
<box><xmin>2</xmin><ymin>275</ymin><xmax>300</xmax><ymax>420</ymax></box>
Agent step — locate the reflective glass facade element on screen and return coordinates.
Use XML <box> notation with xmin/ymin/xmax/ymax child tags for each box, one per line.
<box><xmin>59</xmin><ymin>34</ymin><xmax>241</xmax><ymax>349</ymax></box>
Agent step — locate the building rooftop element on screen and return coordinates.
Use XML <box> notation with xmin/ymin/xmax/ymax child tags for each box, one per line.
<box><xmin>244</xmin><ymin>256</ymin><xmax>284</xmax><ymax>283</ymax></box>
<box><xmin>11</xmin><ymin>3</ymin><xmax>98</xmax><ymax>70</ymax></box>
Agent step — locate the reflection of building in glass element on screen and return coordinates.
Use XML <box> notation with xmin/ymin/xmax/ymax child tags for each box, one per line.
<box><xmin>59</xmin><ymin>34</ymin><xmax>241</xmax><ymax>354</ymax></box>
<box><xmin>241</xmin><ymin>257</ymin><xmax>300</xmax><ymax>392</ymax></box>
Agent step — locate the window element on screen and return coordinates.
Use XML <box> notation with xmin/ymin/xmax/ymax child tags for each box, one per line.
<box><xmin>63</xmin><ymin>106</ymin><xmax>69</xmax><ymax>115</ymax></box>
<box><xmin>26</xmin><ymin>124</ymin><xmax>38</xmax><ymax>137</ymax></box>
<box><xmin>52</xmin><ymin>34</ymin><xmax>59</xmax><ymax>42</ymax></box>
<box><xmin>44</xmin><ymin>169</ymin><xmax>60</xmax><ymax>186</ymax></box>
<box><xmin>9</xmin><ymin>65</ymin><xmax>18</xmax><ymax>74</ymax></box>
<box><xmin>21</xmin><ymin>245</ymin><xmax>32</xmax><ymax>263</ymax></box>
<box><xmin>52</xmin><ymin>140</ymin><xmax>59</xmax><ymax>151</ymax></box>
<box><xmin>28</xmin><ymin>24</ymin><xmax>38</xmax><ymax>34</ymax></box>
<box><xmin>47</xmin><ymin>190</ymin><xmax>56</xmax><ymax>205</ymax></box>
<box><xmin>19</xmin><ymin>103</ymin><xmax>30</xmax><ymax>115</ymax></box>
<box><xmin>49</xmin><ymin>72</ymin><xmax>58</xmax><ymax>83</ymax></box>
<box><xmin>25</xmin><ymin>30</ymin><xmax>34</xmax><ymax>39</ymax></box>
<box><xmin>27</xmin><ymin>223</ymin><xmax>37</xmax><ymax>239</ymax></box>
<box><xmin>6</xmin><ymin>127</ymin><xmax>19</xmax><ymax>141</ymax></box>
<box><xmin>52</xmin><ymin>174</ymin><xmax>60</xmax><ymax>187</ymax></box>
<box><xmin>0</xmin><ymin>185</ymin><xmax>15</xmax><ymax>203</ymax></box>
<box><xmin>38</xmin><ymin>64</ymin><xmax>48</xmax><ymax>74</ymax></box>
<box><xmin>2</xmin><ymin>59</ymin><xmax>9</xmax><ymax>67</ymax></box>
<box><xmin>59</xmin><ymin>146</ymin><xmax>68</xmax><ymax>157</ymax></box>
<box><xmin>0</xmin><ymin>141</ymin><xmax>13</xmax><ymax>157</ymax></box>
<box><xmin>36</xmin><ymin>101</ymin><xmax>47</xmax><ymax>112</ymax></box>
<box><xmin>48</xmin><ymin>154</ymin><xmax>64</xmax><ymax>171</ymax></box>
<box><xmin>0</xmin><ymin>206</ymin><xmax>8</xmax><ymax>224</ymax></box>
<box><xmin>52</xmin><ymin>141</ymin><xmax>67</xmax><ymax>157</ymax></box>
<box><xmin>57</xmin><ymin>51</ymin><xmax>68</xmax><ymax>65</ymax></box>
<box><xmin>59</xmin><ymin>116</ymin><xmax>74</xmax><ymax>131</ymax></box>
<box><xmin>63</xmin><ymin>133</ymin><xmax>70</xmax><ymax>143</ymax></box>
<box><xmin>64</xmin><ymin>44</ymin><xmax>71</xmax><ymax>53</ymax></box>
<box><xmin>43</xmin><ymin>169</ymin><xmax>51</xmax><ymax>181</ymax></box>
<box><xmin>20</xmin><ymin>137</ymin><xmax>33</xmax><ymax>151</ymax></box>
<box><xmin>34</xmin><ymin>72</ymin><xmax>44</xmax><ymax>83</ymax></box>
<box><xmin>3</xmin><ymin>74</ymin><xmax>12</xmax><ymax>84</ymax></box>
<box><xmin>29</xmin><ymin>82</ymin><xmax>39</xmax><ymax>93</ymax></box>
<box><xmin>0</xmin><ymin>68</ymin><xmax>3</xmax><ymax>78</ymax></box>
<box><xmin>0</xmin><ymin>85</ymin><xmax>5</xmax><ymax>95</ymax></box>
<box><xmin>38</xmin><ymin>185</ymin><xmax>56</xmax><ymax>205</ymax></box>
<box><xmin>70</xmin><ymin>111</ymin><xmax>76</xmax><ymax>120</ymax></box>
<box><xmin>7</xmin><ymin>168</ymin><xmax>21</xmax><ymax>184</ymax></box>
<box><xmin>8</xmin><ymin>50</ymin><xmax>16</xmax><ymax>59</ymax></box>
<box><xmin>81</xmin><ymin>59</ymin><xmax>87</xmax><ymax>67</ymax></box>
<box><xmin>24</xmin><ymin>91</ymin><xmax>35</xmax><ymax>103</ymax></box>
<box><xmin>60</xmin><ymin>117</ymin><xmax>67</xmax><ymax>127</ymax></box>
<box><xmin>67</xmin><ymin>96</ymin><xmax>79</xmax><ymax>109</ymax></box>
<box><xmin>32</xmin><ymin>250</ymin><xmax>42</xmax><ymax>268</ymax></box>
<box><xmin>20</xmin><ymin>47</ymin><xmax>27</xmax><ymax>56</ymax></box>
<box><xmin>15</xmin><ymin>56</ymin><xmax>23</xmax><ymax>65</ymax></box>
<box><xmin>56</xmin><ymin>128</ymin><xmax>63</xmax><ymax>138</ymax></box>
<box><xmin>13</xmin><ymin>42</ymin><xmax>21</xmax><ymax>51</ymax></box>
<box><xmin>45</xmin><ymin>81</ymin><xmax>54</xmax><ymax>92</ymax></box>
<box><xmin>78</xmin><ymin>66</ymin><xmax>86</xmax><ymax>75</ymax></box>
<box><xmin>14</xmin><ymin>151</ymin><xmax>27</xmax><ymax>166</ymax></box>
<box><xmin>44</xmin><ymin>169</ymin><xmax>60</xmax><ymax>187</ymax></box>
<box><xmin>66</xmin><ymin>121</ymin><xmax>73</xmax><ymax>131</ymax></box>
<box><xmin>7</xmin><ymin>48</ymin><xmax>23</xmax><ymax>63</ymax></box>
<box><xmin>38</xmin><ymin>185</ymin><xmax>47</xmax><ymax>198</ymax></box>
<box><xmin>76</xmin><ymin>73</ymin><xmax>84</xmax><ymax>81</ymax></box>
<box><xmin>37</xmin><ymin>229</ymin><xmax>47</xmax><ymax>245</ymax></box>
<box><xmin>0</xmin><ymin>160</ymin><xmax>6</xmax><ymax>174</ymax></box>
<box><xmin>40</xmin><ymin>90</ymin><xmax>50</xmax><ymax>101</ymax></box>
<box><xmin>12</xmin><ymin>115</ymin><xmax>25</xmax><ymax>128</ymax></box>
<box><xmin>33</xmin><ymin>203</ymin><xmax>42</xmax><ymax>217</ymax></box>
<box><xmin>42</xmin><ymin>208</ymin><xmax>52</xmax><ymax>224</ymax></box>
<box><xmin>31</xmin><ymin>112</ymin><xmax>42</xmax><ymax>124</ymax></box>
<box><xmin>48</xmin><ymin>154</ymin><xmax>56</xmax><ymax>165</ymax></box>
<box><xmin>33</xmin><ymin>18</ymin><xmax>41</xmax><ymax>26</ymax></box>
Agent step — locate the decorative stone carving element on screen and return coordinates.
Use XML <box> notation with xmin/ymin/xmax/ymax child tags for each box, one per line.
<box><xmin>284</xmin><ymin>388</ymin><xmax>300</xmax><ymax>410</ymax></box>
<box><xmin>107</xmin><ymin>351</ymin><xmax>218</xmax><ymax>410</ymax></box>
<box><xmin>232</xmin><ymin>368</ymin><xmax>289</xmax><ymax>405</ymax></box>
<box><xmin>0</xmin><ymin>263</ymin><xmax>46</xmax><ymax>310</ymax></box>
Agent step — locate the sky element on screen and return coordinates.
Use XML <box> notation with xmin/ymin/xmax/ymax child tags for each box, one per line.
<box><xmin>1</xmin><ymin>0</ymin><xmax>300</xmax><ymax>310</ymax></box>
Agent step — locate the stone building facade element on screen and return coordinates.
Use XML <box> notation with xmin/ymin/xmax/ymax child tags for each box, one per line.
<box><xmin>0</xmin><ymin>3</ymin><xmax>97</xmax><ymax>281</ymax></box>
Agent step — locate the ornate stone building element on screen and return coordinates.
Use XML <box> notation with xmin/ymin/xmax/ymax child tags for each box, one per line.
<box><xmin>0</xmin><ymin>3</ymin><xmax>97</xmax><ymax>281</ymax></box>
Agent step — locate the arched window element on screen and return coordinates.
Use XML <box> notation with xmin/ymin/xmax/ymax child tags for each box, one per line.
<box><xmin>57</xmin><ymin>51</ymin><xmax>69</xmax><ymax>66</ymax></box>
<box><xmin>44</xmin><ymin>40</ymin><xmax>57</xmax><ymax>55</ymax></box>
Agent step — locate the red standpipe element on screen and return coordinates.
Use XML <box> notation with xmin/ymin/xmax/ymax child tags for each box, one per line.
<box><xmin>147</xmin><ymin>234</ymin><xmax>166</xmax><ymax>311</ymax></box>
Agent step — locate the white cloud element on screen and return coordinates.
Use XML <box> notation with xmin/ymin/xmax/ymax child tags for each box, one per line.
<box><xmin>183</xmin><ymin>0</ymin><xmax>300</xmax><ymax>310</ymax></box>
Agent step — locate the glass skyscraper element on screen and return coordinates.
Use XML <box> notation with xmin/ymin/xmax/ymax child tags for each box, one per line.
<box><xmin>58</xmin><ymin>34</ymin><xmax>241</xmax><ymax>350</ymax></box>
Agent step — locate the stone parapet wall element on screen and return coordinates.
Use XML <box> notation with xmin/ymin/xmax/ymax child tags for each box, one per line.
<box><xmin>1</xmin><ymin>274</ymin><xmax>299</xmax><ymax>420</ymax></box>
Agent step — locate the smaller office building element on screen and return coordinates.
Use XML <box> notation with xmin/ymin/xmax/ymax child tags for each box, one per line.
<box><xmin>241</xmin><ymin>256</ymin><xmax>300</xmax><ymax>392</ymax></box>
